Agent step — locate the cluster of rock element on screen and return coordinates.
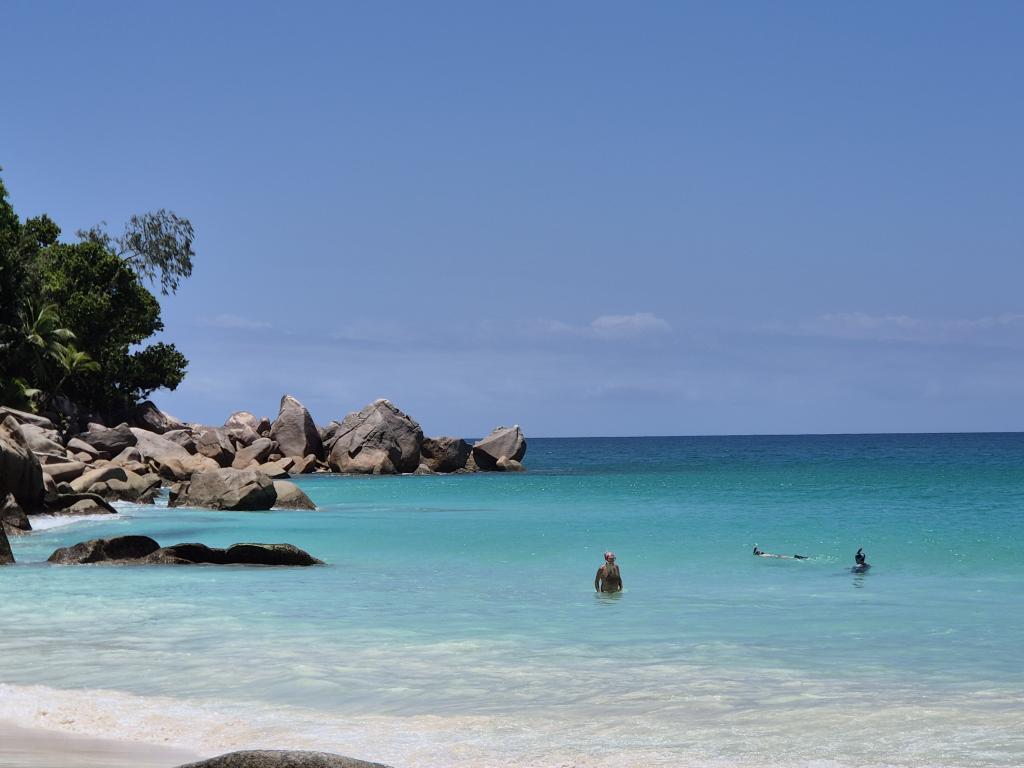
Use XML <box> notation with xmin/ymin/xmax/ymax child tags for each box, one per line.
<box><xmin>323</xmin><ymin>398</ymin><xmax>527</xmax><ymax>475</ymax></box>
<box><xmin>48</xmin><ymin>535</ymin><xmax>322</xmax><ymax>566</ymax></box>
<box><xmin>1</xmin><ymin>394</ymin><xmax>527</xmax><ymax>563</ymax></box>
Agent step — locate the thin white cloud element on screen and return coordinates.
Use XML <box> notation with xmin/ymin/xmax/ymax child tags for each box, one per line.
<box><xmin>590</xmin><ymin>312</ymin><xmax>672</xmax><ymax>338</ymax></box>
<box><xmin>203</xmin><ymin>314</ymin><xmax>272</xmax><ymax>330</ymax></box>
<box><xmin>525</xmin><ymin>312</ymin><xmax>672</xmax><ymax>341</ymax></box>
<box><xmin>768</xmin><ymin>311</ymin><xmax>1024</xmax><ymax>346</ymax></box>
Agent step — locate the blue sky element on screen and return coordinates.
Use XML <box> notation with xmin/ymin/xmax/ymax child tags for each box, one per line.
<box><xmin>2</xmin><ymin>2</ymin><xmax>1022</xmax><ymax>436</ymax></box>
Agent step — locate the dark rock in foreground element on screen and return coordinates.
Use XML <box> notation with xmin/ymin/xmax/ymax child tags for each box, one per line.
<box><xmin>48</xmin><ymin>535</ymin><xmax>161</xmax><ymax>564</ymax></box>
<box><xmin>48</xmin><ymin>536</ymin><xmax>323</xmax><ymax>566</ymax></box>
<box><xmin>176</xmin><ymin>751</ymin><xmax>389</xmax><ymax>768</ymax></box>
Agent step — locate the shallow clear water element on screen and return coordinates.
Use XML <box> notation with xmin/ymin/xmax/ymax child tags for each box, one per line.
<box><xmin>2</xmin><ymin>434</ymin><xmax>1023</xmax><ymax>766</ymax></box>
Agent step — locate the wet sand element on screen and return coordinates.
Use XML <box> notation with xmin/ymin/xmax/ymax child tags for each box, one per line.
<box><xmin>0</xmin><ymin>721</ymin><xmax>199</xmax><ymax>768</ymax></box>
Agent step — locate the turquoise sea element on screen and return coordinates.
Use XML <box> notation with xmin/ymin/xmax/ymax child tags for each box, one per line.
<box><xmin>2</xmin><ymin>434</ymin><xmax>1023</xmax><ymax>767</ymax></box>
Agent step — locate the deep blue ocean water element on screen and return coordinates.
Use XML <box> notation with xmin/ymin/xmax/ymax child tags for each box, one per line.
<box><xmin>2</xmin><ymin>434</ymin><xmax>1023</xmax><ymax>767</ymax></box>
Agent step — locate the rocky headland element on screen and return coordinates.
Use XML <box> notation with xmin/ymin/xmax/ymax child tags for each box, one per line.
<box><xmin>0</xmin><ymin>395</ymin><xmax>527</xmax><ymax>564</ymax></box>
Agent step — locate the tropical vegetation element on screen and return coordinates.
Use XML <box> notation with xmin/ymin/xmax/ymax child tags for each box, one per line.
<box><xmin>0</xmin><ymin>170</ymin><xmax>193</xmax><ymax>422</ymax></box>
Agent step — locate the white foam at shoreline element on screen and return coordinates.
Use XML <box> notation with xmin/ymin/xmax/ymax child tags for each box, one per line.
<box><xmin>0</xmin><ymin>682</ymin><xmax>1022</xmax><ymax>768</ymax></box>
<box><xmin>25</xmin><ymin>514</ymin><xmax>119</xmax><ymax>532</ymax></box>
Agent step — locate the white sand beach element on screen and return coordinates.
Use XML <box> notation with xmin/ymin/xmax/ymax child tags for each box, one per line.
<box><xmin>0</xmin><ymin>721</ymin><xmax>198</xmax><ymax>768</ymax></box>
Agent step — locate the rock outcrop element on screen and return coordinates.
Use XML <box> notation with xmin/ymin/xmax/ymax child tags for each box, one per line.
<box><xmin>0</xmin><ymin>415</ymin><xmax>45</xmax><ymax>511</ymax></box>
<box><xmin>327</xmin><ymin>399</ymin><xmax>423</xmax><ymax>474</ymax></box>
<box><xmin>169</xmin><ymin>468</ymin><xmax>277</xmax><ymax>510</ymax></box>
<box><xmin>270</xmin><ymin>395</ymin><xmax>323</xmax><ymax>460</ymax></box>
<box><xmin>472</xmin><ymin>425</ymin><xmax>527</xmax><ymax>470</ymax></box>
<box><xmin>175</xmin><ymin>750</ymin><xmax>388</xmax><ymax>767</ymax></box>
<box><xmin>420</xmin><ymin>436</ymin><xmax>471</xmax><ymax>473</ymax></box>
<box><xmin>47</xmin><ymin>536</ymin><xmax>323</xmax><ymax>566</ymax></box>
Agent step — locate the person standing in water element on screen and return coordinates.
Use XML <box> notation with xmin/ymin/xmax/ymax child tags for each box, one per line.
<box><xmin>595</xmin><ymin>551</ymin><xmax>623</xmax><ymax>592</ymax></box>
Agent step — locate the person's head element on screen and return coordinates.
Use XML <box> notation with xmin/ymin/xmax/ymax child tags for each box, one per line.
<box><xmin>604</xmin><ymin>551</ymin><xmax>616</xmax><ymax>564</ymax></box>
<box><xmin>753</xmin><ymin>545</ymin><xmax>762</xmax><ymax>555</ymax></box>
<box><xmin>855</xmin><ymin>548</ymin><xmax>866</xmax><ymax>564</ymax></box>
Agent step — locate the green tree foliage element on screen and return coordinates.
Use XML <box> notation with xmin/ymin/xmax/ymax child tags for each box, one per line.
<box><xmin>0</xmin><ymin>170</ymin><xmax>191</xmax><ymax>417</ymax></box>
<box><xmin>39</xmin><ymin>240</ymin><xmax>188</xmax><ymax>413</ymax></box>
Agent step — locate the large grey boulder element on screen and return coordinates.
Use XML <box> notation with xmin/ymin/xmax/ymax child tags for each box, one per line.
<box><xmin>270</xmin><ymin>394</ymin><xmax>323</xmax><ymax>460</ymax></box>
<box><xmin>0</xmin><ymin>406</ymin><xmax>56</xmax><ymax>430</ymax></box>
<box><xmin>420</xmin><ymin>436</ymin><xmax>471</xmax><ymax>473</ymax></box>
<box><xmin>18</xmin><ymin>422</ymin><xmax>67</xmax><ymax>459</ymax></box>
<box><xmin>70</xmin><ymin>466</ymin><xmax>128</xmax><ymax>494</ymax></box>
<box><xmin>66</xmin><ymin>437</ymin><xmax>102</xmax><ymax>460</ymax></box>
<box><xmin>153</xmin><ymin>453</ymin><xmax>221</xmax><ymax>481</ymax></box>
<box><xmin>130</xmin><ymin>427</ymin><xmax>192</xmax><ymax>462</ymax></box>
<box><xmin>41</xmin><ymin>460</ymin><xmax>87</xmax><ymax>484</ymax></box>
<box><xmin>319</xmin><ymin>420</ymin><xmax>343</xmax><ymax>453</ymax></box>
<box><xmin>48</xmin><ymin>535</ymin><xmax>161</xmax><ymax>564</ymax></box>
<box><xmin>232</xmin><ymin>437</ymin><xmax>274</xmax><ymax>469</ymax></box>
<box><xmin>0</xmin><ymin>416</ymin><xmax>45</xmax><ymax>511</ymax></box>
<box><xmin>472</xmin><ymin>425</ymin><xmax>527</xmax><ymax>470</ymax></box>
<box><xmin>225</xmin><ymin>411</ymin><xmax>260</xmax><ymax>432</ymax></box>
<box><xmin>196</xmin><ymin>428</ymin><xmax>236</xmax><ymax>467</ymax></box>
<box><xmin>175</xmin><ymin>751</ymin><xmax>386</xmax><ymax>767</ymax></box>
<box><xmin>77</xmin><ymin>422</ymin><xmax>137</xmax><ymax>458</ymax></box>
<box><xmin>128</xmin><ymin>400</ymin><xmax>186</xmax><ymax>434</ymax></box>
<box><xmin>163</xmin><ymin>429</ymin><xmax>198</xmax><ymax>454</ymax></box>
<box><xmin>170</xmin><ymin>468</ymin><xmax>277</xmax><ymax>511</ymax></box>
<box><xmin>327</xmin><ymin>399</ymin><xmax>423</xmax><ymax>474</ymax></box>
<box><xmin>272</xmin><ymin>480</ymin><xmax>317</xmax><ymax>510</ymax></box>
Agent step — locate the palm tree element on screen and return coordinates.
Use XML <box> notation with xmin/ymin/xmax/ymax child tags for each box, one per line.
<box><xmin>50</xmin><ymin>342</ymin><xmax>100</xmax><ymax>397</ymax></box>
<box><xmin>17</xmin><ymin>301</ymin><xmax>76</xmax><ymax>385</ymax></box>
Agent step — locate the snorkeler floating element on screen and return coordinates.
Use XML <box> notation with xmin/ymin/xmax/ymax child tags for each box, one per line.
<box><xmin>852</xmin><ymin>547</ymin><xmax>870</xmax><ymax>572</ymax></box>
<box><xmin>752</xmin><ymin>545</ymin><xmax>808</xmax><ymax>560</ymax></box>
<box><xmin>595</xmin><ymin>551</ymin><xmax>623</xmax><ymax>592</ymax></box>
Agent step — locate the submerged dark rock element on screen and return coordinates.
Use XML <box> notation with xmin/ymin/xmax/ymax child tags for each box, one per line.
<box><xmin>175</xmin><ymin>750</ymin><xmax>390</xmax><ymax>767</ymax></box>
<box><xmin>48</xmin><ymin>535</ymin><xmax>161</xmax><ymax>564</ymax></box>
<box><xmin>47</xmin><ymin>536</ymin><xmax>322</xmax><ymax>566</ymax></box>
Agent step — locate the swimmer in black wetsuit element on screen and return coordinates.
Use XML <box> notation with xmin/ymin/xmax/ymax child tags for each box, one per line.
<box><xmin>852</xmin><ymin>547</ymin><xmax>870</xmax><ymax>572</ymax></box>
<box><xmin>753</xmin><ymin>545</ymin><xmax>808</xmax><ymax>560</ymax></box>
